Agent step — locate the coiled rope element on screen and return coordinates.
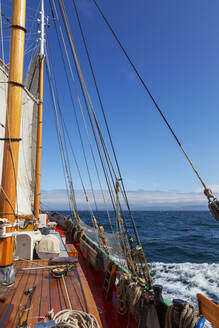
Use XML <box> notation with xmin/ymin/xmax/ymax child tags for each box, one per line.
<box><xmin>117</xmin><ymin>275</ymin><xmax>201</xmax><ymax>328</ymax></box>
<box><xmin>165</xmin><ymin>302</ymin><xmax>200</xmax><ymax>328</ymax></box>
<box><xmin>127</xmin><ymin>282</ymin><xmax>142</xmax><ymax>316</ymax></box>
<box><xmin>116</xmin><ymin>274</ymin><xmax>129</xmax><ymax>314</ymax></box>
<box><xmin>48</xmin><ymin>309</ymin><xmax>100</xmax><ymax>328</ymax></box>
<box><xmin>116</xmin><ymin>274</ymin><xmax>143</xmax><ymax>317</ymax></box>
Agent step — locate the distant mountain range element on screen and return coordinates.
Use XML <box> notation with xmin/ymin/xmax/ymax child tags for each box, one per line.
<box><xmin>41</xmin><ymin>189</ymin><xmax>213</xmax><ymax>211</ymax></box>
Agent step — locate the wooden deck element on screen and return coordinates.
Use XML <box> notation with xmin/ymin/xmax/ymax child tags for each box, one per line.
<box><xmin>4</xmin><ymin>259</ymin><xmax>102</xmax><ymax>327</ymax></box>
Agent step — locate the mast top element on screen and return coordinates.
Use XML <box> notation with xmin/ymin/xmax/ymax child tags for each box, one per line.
<box><xmin>39</xmin><ymin>0</ymin><xmax>45</xmax><ymax>57</ymax></box>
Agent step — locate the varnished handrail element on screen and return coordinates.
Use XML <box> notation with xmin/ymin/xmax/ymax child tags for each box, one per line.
<box><xmin>197</xmin><ymin>293</ymin><xmax>219</xmax><ymax>328</ymax></box>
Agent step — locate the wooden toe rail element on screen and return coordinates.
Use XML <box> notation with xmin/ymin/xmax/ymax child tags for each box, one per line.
<box><xmin>197</xmin><ymin>293</ymin><xmax>219</xmax><ymax>328</ymax></box>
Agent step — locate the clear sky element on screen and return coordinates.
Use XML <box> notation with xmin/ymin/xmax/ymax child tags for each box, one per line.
<box><xmin>1</xmin><ymin>0</ymin><xmax>219</xmax><ymax>209</ymax></box>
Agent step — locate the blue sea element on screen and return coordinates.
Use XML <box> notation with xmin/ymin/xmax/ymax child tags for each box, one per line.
<box><xmin>61</xmin><ymin>210</ymin><xmax>219</xmax><ymax>306</ymax></box>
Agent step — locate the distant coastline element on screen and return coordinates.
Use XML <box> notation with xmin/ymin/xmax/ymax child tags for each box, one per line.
<box><xmin>41</xmin><ymin>189</ymin><xmax>214</xmax><ymax>211</ymax></box>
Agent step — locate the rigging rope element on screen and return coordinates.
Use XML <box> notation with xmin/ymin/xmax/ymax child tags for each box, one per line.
<box><xmin>46</xmin><ymin>42</ymin><xmax>78</xmax><ymax>215</ymax></box>
<box><xmin>1</xmin><ymin>13</ymin><xmax>11</xmax><ymax>24</ymax></box>
<box><xmin>52</xmin><ymin>0</ymin><xmax>118</xmax><ymax>240</ymax></box>
<box><xmin>71</xmin><ymin>0</ymin><xmax>153</xmax><ymax>280</ymax></box>
<box><xmin>45</xmin><ymin>54</ymin><xmax>75</xmax><ymax>217</ymax></box>
<box><xmin>56</xmin><ymin>2</ymin><xmax>134</xmax><ymax>259</ymax></box>
<box><xmin>91</xmin><ymin>0</ymin><xmax>219</xmax><ymax>217</ymax></box>
<box><xmin>57</xmin><ymin>0</ymin><xmax>118</xmax><ymax>206</ymax></box>
<box><xmin>46</xmin><ymin>40</ymin><xmax>109</xmax><ymax>243</ymax></box>
<box><xmin>25</xmin><ymin>2</ymin><xmax>40</xmax><ymax>51</ymax></box>
<box><xmin>73</xmin><ymin>0</ymin><xmax>135</xmax><ymax>240</ymax></box>
<box><xmin>56</xmin><ymin>0</ymin><xmax>139</xmax><ymax>262</ymax></box>
<box><xmin>72</xmin><ymin>0</ymin><xmax>131</xmax><ymax>218</ymax></box>
<box><xmin>49</xmin><ymin>0</ymin><xmax>119</xmax><ymax>250</ymax></box>
<box><xmin>72</xmin><ymin>0</ymin><xmax>128</xmax><ymax>204</ymax></box>
<box><xmin>48</xmin><ymin>0</ymin><xmax>98</xmax><ymax>214</ymax></box>
<box><xmin>68</xmin><ymin>2</ymin><xmax>119</xmax><ymax>195</ymax></box>
<box><xmin>57</xmin><ymin>0</ymin><xmax>153</xmax><ymax>281</ymax></box>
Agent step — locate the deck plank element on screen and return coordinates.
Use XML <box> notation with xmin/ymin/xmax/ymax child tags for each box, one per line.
<box><xmin>70</xmin><ymin>270</ymin><xmax>86</xmax><ymax>311</ymax></box>
<box><xmin>63</xmin><ymin>270</ymin><xmax>85</xmax><ymax>311</ymax></box>
<box><xmin>7</xmin><ymin>261</ymin><xmax>35</xmax><ymax>328</ymax></box>
<box><xmin>76</xmin><ymin>264</ymin><xmax>102</xmax><ymax>321</ymax></box>
<box><xmin>4</xmin><ymin>259</ymin><xmax>102</xmax><ymax>327</ymax></box>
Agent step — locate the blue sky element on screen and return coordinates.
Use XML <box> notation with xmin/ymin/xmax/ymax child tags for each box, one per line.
<box><xmin>1</xmin><ymin>0</ymin><xmax>219</xmax><ymax>209</ymax></box>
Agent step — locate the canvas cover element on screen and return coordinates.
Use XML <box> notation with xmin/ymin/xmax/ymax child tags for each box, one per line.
<box><xmin>0</xmin><ymin>50</ymin><xmax>39</xmax><ymax>216</ymax></box>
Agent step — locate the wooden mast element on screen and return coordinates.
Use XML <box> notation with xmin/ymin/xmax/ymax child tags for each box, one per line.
<box><xmin>0</xmin><ymin>0</ymin><xmax>26</xmax><ymax>272</ymax></box>
<box><xmin>34</xmin><ymin>0</ymin><xmax>45</xmax><ymax>219</ymax></box>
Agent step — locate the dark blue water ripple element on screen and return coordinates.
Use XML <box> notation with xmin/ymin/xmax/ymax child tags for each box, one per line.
<box><xmin>61</xmin><ymin>210</ymin><xmax>219</xmax><ymax>264</ymax></box>
<box><xmin>135</xmin><ymin>211</ymin><xmax>219</xmax><ymax>263</ymax></box>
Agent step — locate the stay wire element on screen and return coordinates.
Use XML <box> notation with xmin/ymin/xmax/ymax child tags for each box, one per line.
<box><xmin>45</xmin><ymin>57</ymin><xmax>72</xmax><ymax>215</ymax></box>
<box><xmin>72</xmin><ymin>0</ymin><xmax>145</xmax><ymax>252</ymax></box>
<box><xmin>72</xmin><ymin>0</ymin><xmax>123</xmax><ymax>187</ymax></box>
<box><xmin>48</xmin><ymin>55</ymin><xmax>77</xmax><ymax>217</ymax></box>
<box><xmin>47</xmin><ymin>24</ymin><xmax>97</xmax><ymax>226</ymax></box>
<box><xmin>46</xmin><ymin>41</ymin><xmax>77</xmax><ymax>212</ymax></box>
<box><xmin>72</xmin><ymin>0</ymin><xmax>150</xmax><ymax>276</ymax></box>
<box><xmin>90</xmin><ymin>1</ymin><xmax>205</xmax><ymax>276</ymax></box>
<box><xmin>45</xmin><ymin>49</ymin><xmax>75</xmax><ymax>215</ymax></box>
<box><xmin>25</xmin><ymin>2</ymin><xmax>40</xmax><ymax>51</ymax></box>
<box><xmin>58</xmin><ymin>2</ymin><xmax>136</xmax><ymax>261</ymax></box>
<box><xmin>1</xmin><ymin>12</ymin><xmax>10</xmax><ymax>24</ymax></box>
<box><xmin>72</xmin><ymin>0</ymin><xmax>142</xmax><ymax>242</ymax></box>
<box><xmin>46</xmin><ymin>55</ymin><xmax>72</xmax><ymax>214</ymax></box>
<box><xmin>48</xmin><ymin>0</ymin><xmax>98</xmax><ymax>213</ymax></box>
<box><xmin>91</xmin><ymin>0</ymin><xmax>207</xmax><ymax>191</ymax></box>
<box><xmin>46</xmin><ymin>47</ymin><xmax>100</xmax><ymax>238</ymax></box>
<box><xmin>57</xmin><ymin>0</ymin><xmax>118</xmax><ymax>215</ymax></box>
<box><xmin>58</xmin><ymin>0</ymin><xmax>139</xmax><ymax>258</ymax></box>
<box><xmin>51</xmin><ymin>0</ymin><xmax>106</xmax><ymax>225</ymax></box>
<box><xmin>47</xmin><ymin>40</ymin><xmax>99</xmax><ymax>234</ymax></box>
<box><xmin>72</xmin><ymin>1</ymin><xmax>120</xmax><ymax>196</ymax></box>
<box><xmin>55</xmin><ymin>0</ymin><xmax>117</xmax><ymax>238</ymax></box>
<box><xmin>47</xmin><ymin>51</ymin><xmax>77</xmax><ymax>215</ymax></box>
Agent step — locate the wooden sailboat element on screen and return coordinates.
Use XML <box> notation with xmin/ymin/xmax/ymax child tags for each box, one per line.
<box><xmin>0</xmin><ymin>1</ymin><xmax>218</xmax><ymax>327</ymax></box>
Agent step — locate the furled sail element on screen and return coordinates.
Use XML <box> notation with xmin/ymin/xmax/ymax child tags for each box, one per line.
<box><xmin>16</xmin><ymin>51</ymin><xmax>39</xmax><ymax>216</ymax></box>
<box><xmin>0</xmin><ymin>52</ymin><xmax>39</xmax><ymax>217</ymax></box>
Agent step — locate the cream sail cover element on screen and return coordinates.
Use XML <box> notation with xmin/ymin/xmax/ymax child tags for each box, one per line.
<box><xmin>36</xmin><ymin>234</ymin><xmax>60</xmax><ymax>259</ymax></box>
<box><xmin>16</xmin><ymin>92</ymin><xmax>37</xmax><ymax>216</ymax></box>
<box><xmin>0</xmin><ymin>52</ymin><xmax>39</xmax><ymax>216</ymax></box>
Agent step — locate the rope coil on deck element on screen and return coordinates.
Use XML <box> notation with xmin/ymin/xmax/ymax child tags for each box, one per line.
<box><xmin>165</xmin><ymin>302</ymin><xmax>201</xmax><ymax>328</ymax></box>
<box><xmin>48</xmin><ymin>308</ymin><xmax>100</xmax><ymax>328</ymax></box>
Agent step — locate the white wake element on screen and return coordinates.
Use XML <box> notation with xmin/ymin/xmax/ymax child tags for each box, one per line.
<box><xmin>149</xmin><ymin>262</ymin><xmax>219</xmax><ymax>306</ymax></box>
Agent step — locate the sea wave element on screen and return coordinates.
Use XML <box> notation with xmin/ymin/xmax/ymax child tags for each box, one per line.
<box><xmin>149</xmin><ymin>262</ymin><xmax>219</xmax><ymax>305</ymax></box>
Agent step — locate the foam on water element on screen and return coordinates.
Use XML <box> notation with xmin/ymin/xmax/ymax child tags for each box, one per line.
<box><xmin>150</xmin><ymin>262</ymin><xmax>219</xmax><ymax>305</ymax></box>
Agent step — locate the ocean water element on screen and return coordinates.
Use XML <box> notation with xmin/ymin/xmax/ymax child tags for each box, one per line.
<box><xmin>62</xmin><ymin>210</ymin><xmax>219</xmax><ymax>306</ymax></box>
